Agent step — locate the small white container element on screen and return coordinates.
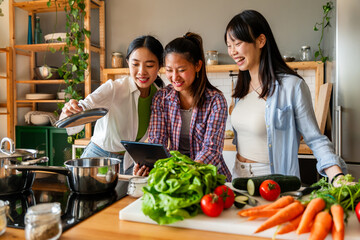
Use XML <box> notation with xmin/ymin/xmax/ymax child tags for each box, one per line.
<box><xmin>31</xmin><ymin>115</ymin><xmax>50</xmax><ymax>126</ymax></box>
<box><xmin>25</xmin><ymin>202</ymin><xmax>62</xmax><ymax>240</ymax></box>
<box><xmin>127</xmin><ymin>177</ymin><xmax>148</xmax><ymax>198</ymax></box>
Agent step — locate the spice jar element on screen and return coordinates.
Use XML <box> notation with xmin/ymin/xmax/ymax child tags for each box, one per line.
<box><xmin>111</xmin><ymin>52</ymin><xmax>123</xmax><ymax>68</ymax></box>
<box><xmin>127</xmin><ymin>177</ymin><xmax>148</xmax><ymax>198</ymax></box>
<box><xmin>299</xmin><ymin>46</ymin><xmax>311</xmax><ymax>61</ymax></box>
<box><xmin>25</xmin><ymin>202</ymin><xmax>62</xmax><ymax>240</ymax></box>
<box><xmin>206</xmin><ymin>50</ymin><xmax>219</xmax><ymax>65</ymax></box>
<box><xmin>0</xmin><ymin>200</ymin><xmax>8</xmax><ymax>236</ymax></box>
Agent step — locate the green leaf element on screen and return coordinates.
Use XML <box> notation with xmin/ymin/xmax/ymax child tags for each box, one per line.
<box><xmin>313</xmin><ymin>26</ymin><xmax>318</xmax><ymax>31</ymax></box>
<box><xmin>49</xmin><ymin>47</ymin><xmax>56</xmax><ymax>53</ymax></box>
<box><xmin>71</xmin><ymin>64</ymin><xmax>77</xmax><ymax>72</ymax></box>
<box><xmin>315</xmin><ymin>51</ymin><xmax>320</xmax><ymax>58</ymax></box>
<box><xmin>47</xmin><ymin>1</ymin><xmax>51</xmax><ymax>8</ymax></box>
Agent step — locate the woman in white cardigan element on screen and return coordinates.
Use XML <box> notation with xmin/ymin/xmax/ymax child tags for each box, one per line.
<box><xmin>60</xmin><ymin>35</ymin><xmax>164</xmax><ymax>175</ymax></box>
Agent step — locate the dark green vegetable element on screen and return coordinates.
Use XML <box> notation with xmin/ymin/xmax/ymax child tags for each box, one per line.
<box><xmin>141</xmin><ymin>151</ymin><xmax>226</xmax><ymax>225</ymax></box>
<box><xmin>234</xmin><ymin>194</ymin><xmax>249</xmax><ymax>209</ymax></box>
<box><xmin>246</xmin><ymin>175</ymin><xmax>301</xmax><ymax>196</ymax></box>
<box><xmin>232</xmin><ymin>174</ymin><xmax>284</xmax><ymax>190</ymax></box>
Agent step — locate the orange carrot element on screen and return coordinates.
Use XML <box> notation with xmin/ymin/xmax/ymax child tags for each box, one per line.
<box><xmin>241</xmin><ymin>209</ymin><xmax>279</xmax><ymax>218</ymax></box>
<box><xmin>296</xmin><ymin>198</ymin><xmax>326</xmax><ymax>235</ymax></box>
<box><xmin>254</xmin><ymin>200</ymin><xmax>305</xmax><ymax>233</ymax></box>
<box><xmin>237</xmin><ymin>203</ymin><xmax>271</xmax><ymax>216</ymax></box>
<box><xmin>330</xmin><ymin>204</ymin><xmax>344</xmax><ymax>232</ymax></box>
<box><xmin>309</xmin><ymin>211</ymin><xmax>332</xmax><ymax>240</ymax></box>
<box><xmin>263</xmin><ymin>195</ymin><xmax>294</xmax><ymax>210</ymax></box>
<box><xmin>332</xmin><ymin>222</ymin><xmax>345</xmax><ymax>240</ymax></box>
<box><xmin>277</xmin><ymin>213</ymin><xmax>303</xmax><ymax>234</ymax></box>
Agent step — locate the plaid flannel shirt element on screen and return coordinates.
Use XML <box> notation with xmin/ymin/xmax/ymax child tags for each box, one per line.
<box><xmin>149</xmin><ymin>85</ymin><xmax>232</xmax><ymax>182</ymax></box>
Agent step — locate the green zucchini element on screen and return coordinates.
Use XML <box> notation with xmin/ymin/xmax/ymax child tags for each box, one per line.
<box><xmin>232</xmin><ymin>174</ymin><xmax>284</xmax><ymax>190</ymax></box>
<box><xmin>247</xmin><ymin>175</ymin><xmax>301</xmax><ymax>196</ymax></box>
<box><xmin>234</xmin><ymin>195</ymin><xmax>248</xmax><ymax>209</ymax></box>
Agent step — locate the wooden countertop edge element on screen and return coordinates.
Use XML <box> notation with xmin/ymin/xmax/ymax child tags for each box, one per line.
<box><xmin>74</xmin><ymin>138</ymin><xmax>313</xmax><ymax>154</ymax></box>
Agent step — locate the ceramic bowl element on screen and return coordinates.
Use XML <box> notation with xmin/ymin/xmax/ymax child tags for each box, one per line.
<box><xmin>57</xmin><ymin>91</ymin><xmax>72</xmax><ymax>100</ymax></box>
<box><xmin>31</xmin><ymin>115</ymin><xmax>50</xmax><ymax>126</ymax></box>
<box><xmin>34</xmin><ymin>66</ymin><xmax>60</xmax><ymax>80</ymax></box>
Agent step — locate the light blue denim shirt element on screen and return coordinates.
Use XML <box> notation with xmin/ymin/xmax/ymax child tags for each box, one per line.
<box><xmin>233</xmin><ymin>74</ymin><xmax>347</xmax><ymax>178</ymax></box>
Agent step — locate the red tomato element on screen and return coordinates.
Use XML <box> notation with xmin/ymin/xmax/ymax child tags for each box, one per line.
<box><xmin>214</xmin><ymin>185</ymin><xmax>235</xmax><ymax>209</ymax></box>
<box><xmin>259</xmin><ymin>180</ymin><xmax>281</xmax><ymax>201</ymax></box>
<box><xmin>200</xmin><ymin>193</ymin><xmax>224</xmax><ymax>217</ymax></box>
<box><xmin>355</xmin><ymin>201</ymin><xmax>360</xmax><ymax>222</ymax></box>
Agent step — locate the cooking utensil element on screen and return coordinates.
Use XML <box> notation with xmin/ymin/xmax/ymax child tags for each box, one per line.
<box><xmin>54</xmin><ymin>108</ymin><xmax>108</xmax><ymax>128</ymax></box>
<box><xmin>0</xmin><ymin>137</ymin><xmax>49</xmax><ymax>195</ymax></box>
<box><xmin>6</xmin><ymin>157</ymin><xmax>121</xmax><ymax>195</ymax></box>
<box><xmin>280</xmin><ymin>185</ymin><xmax>321</xmax><ymax>199</ymax></box>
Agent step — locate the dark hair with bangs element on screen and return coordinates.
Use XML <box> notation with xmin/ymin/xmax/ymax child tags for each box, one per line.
<box><xmin>164</xmin><ymin>32</ymin><xmax>219</xmax><ymax>108</ymax></box>
<box><xmin>126</xmin><ymin>35</ymin><xmax>164</xmax><ymax>88</ymax></box>
<box><xmin>224</xmin><ymin>10</ymin><xmax>301</xmax><ymax>99</ymax></box>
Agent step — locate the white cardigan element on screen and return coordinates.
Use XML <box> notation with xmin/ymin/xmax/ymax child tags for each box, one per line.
<box><xmin>77</xmin><ymin>76</ymin><xmax>149</xmax><ymax>171</ymax></box>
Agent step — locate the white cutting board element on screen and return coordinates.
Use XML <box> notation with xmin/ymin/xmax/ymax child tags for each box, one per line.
<box><xmin>119</xmin><ymin>198</ymin><xmax>360</xmax><ymax>240</ymax></box>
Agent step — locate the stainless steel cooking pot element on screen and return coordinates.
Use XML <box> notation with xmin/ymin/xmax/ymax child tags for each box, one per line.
<box><xmin>7</xmin><ymin>157</ymin><xmax>121</xmax><ymax>195</ymax></box>
<box><xmin>0</xmin><ymin>138</ymin><xmax>48</xmax><ymax>195</ymax></box>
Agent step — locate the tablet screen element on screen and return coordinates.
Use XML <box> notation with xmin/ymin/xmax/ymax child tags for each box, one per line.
<box><xmin>120</xmin><ymin>141</ymin><xmax>170</xmax><ymax>168</ymax></box>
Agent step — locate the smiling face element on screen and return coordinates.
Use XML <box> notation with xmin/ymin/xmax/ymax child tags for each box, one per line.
<box><xmin>165</xmin><ymin>52</ymin><xmax>202</xmax><ymax>94</ymax></box>
<box><xmin>127</xmin><ymin>47</ymin><xmax>160</xmax><ymax>92</ymax></box>
<box><xmin>226</xmin><ymin>32</ymin><xmax>265</xmax><ymax>75</ymax></box>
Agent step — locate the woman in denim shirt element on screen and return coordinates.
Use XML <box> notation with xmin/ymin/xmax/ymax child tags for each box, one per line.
<box><xmin>225</xmin><ymin>10</ymin><xmax>347</xmax><ymax>184</ymax></box>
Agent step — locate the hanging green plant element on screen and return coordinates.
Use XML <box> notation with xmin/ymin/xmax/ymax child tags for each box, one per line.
<box><xmin>47</xmin><ymin>0</ymin><xmax>90</xmax><ymax>144</ymax></box>
<box><xmin>47</xmin><ymin>0</ymin><xmax>90</xmax><ymax>110</ymax></box>
<box><xmin>313</xmin><ymin>1</ymin><xmax>334</xmax><ymax>63</ymax></box>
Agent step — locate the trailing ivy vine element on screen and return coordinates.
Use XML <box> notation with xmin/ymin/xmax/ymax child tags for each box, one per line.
<box><xmin>47</xmin><ymin>0</ymin><xmax>90</xmax><ymax>146</ymax></box>
<box><xmin>313</xmin><ymin>1</ymin><xmax>334</xmax><ymax>63</ymax></box>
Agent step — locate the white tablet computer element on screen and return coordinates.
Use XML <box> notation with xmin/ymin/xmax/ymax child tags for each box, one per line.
<box><xmin>120</xmin><ymin>141</ymin><xmax>170</xmax><ymax>168</ymax></box>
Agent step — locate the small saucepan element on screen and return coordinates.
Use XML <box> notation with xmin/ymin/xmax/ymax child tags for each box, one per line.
<box><xmin>0</xmin><ymin>138</ymin><xmax>49</xmax><ymax>196</ymax></box>
<box><xmin>6</xmin><ymin>157</ymin><xmax>121</xmax><ymax>195</ymax></box>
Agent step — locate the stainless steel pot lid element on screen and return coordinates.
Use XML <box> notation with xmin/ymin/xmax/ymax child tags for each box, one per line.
<box><xmin>0</xmin><ymin>137</ymin><xmax>38</xmax><ymax>158</ymax></box>
<box><xmin>0</xmin><ymin>149</ymin><xmax>37</xmax><ymax>158</ymax></box>
<box><xmin>54</xmin><ymin>108</ymin><xmax>108</xmax><ymax>128</ymax></box>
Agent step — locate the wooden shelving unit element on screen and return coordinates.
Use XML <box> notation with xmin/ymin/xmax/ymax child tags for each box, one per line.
<box><xmin>9</xmin><ymin>0</ymin><xmax>105</xmax><ymax>139</ymax></box>
<box><xmin>103</xmin><ymin>61</ymin><xmax>324</xmax><ymax>105</ymax></box>
<box><xmin>0</xmin><ymin>47</ymin><xmax>14</xmax><ymax>139</ymax></box>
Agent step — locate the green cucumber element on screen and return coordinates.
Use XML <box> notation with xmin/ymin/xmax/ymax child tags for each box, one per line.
<box><xmin>234</xmin><ymin>194</ymin><xmax>249</xmax><ymax>209</ymax></box>
<box><xmin>247</xmin><ymin>175</ymin><xmax>301</xmax><ymax>196</ymax></box>
<box><xmin>232</xmin><ymin>174</ymin><xmax>284</xmax><ymax>190</ymax></box>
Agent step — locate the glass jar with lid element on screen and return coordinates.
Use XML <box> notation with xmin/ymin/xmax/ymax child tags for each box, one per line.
<box><xmin>206</xmin><ymin>50</ymin><xmax>219</xmax><ymax>65</ymax></box>
<box><xmin>127</xmin><ymin>177</ymin><xmax>148</xmax><ymax>198</ymax></box>
<box><xmin>25</xmin><ymin>202</ymin><xmax>62</xmax><ymax>240</ymax></box>
<box><xmin>0</xmin><ymin>200</ymin><xmax>8</xmax><ymax>236</ymax></box>
<box><xmin>111</xmin><ymin>52</ymin><xmax>123</xmax><ymax>68</ymax></box>
<box><xmin>299</xmin><ymin>46</ymin><xmax>311</xmax><ymax>61</ymax></box>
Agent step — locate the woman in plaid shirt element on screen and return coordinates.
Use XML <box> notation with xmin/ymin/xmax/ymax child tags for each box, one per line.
<box><xmin>146</xmin><ymin>32</ymin><xmax>232</xmax><ymax>182</ymax></box>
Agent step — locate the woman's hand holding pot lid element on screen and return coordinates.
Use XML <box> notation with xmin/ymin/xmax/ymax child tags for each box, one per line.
<box><xmin>61</xmin><ymin>99</ymin><xmax>84</xmax><ymax>118</ymax></box>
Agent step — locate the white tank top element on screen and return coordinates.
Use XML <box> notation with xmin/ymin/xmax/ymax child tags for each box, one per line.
<box><xmin>231</xmin><ymin>91</ymin><xmax>269</xmax><ymax>163</ymax></box>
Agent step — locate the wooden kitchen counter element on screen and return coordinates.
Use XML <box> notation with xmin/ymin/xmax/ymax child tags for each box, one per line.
<box><xmin>2</xmin><ymin>196</ymin><xmax>270</xmax><ymax>240</ymax></box>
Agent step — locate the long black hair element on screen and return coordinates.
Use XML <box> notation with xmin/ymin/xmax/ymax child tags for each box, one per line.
<box><xmin>126</xmin><ymin>35</ymin><xmax>164</xmax><ymax>88</ymax></box>
<box><xmin>164</xmin><ymin>32</ymin><xmax>219</xmax><ymax>108</ymax></box>
<box><xmin>225</xmin><ymin>10</ymin><xmax>301</xmax><ymax>99</ymax></box>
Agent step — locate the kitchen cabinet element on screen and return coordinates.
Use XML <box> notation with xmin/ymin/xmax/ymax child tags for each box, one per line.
<box><xmin>15</xmin><ymin>125</ymin><xmax>72</xmax><ymax>166</ymax></box>
<box><xmin>0</xmin><ymin>47</ymin><xmax>14</xmax><ymax>139</ymax></box>
<box><xmin>9</xmin><ymin>0</ymin><xmax>105</xmax><ymax>139</ymax></box>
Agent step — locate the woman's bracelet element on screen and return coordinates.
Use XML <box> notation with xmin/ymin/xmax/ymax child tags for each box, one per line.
<box><xmin>330</xmin><ymin>173</ymin><xmax>345</xmax><ymax>185</ymax></box>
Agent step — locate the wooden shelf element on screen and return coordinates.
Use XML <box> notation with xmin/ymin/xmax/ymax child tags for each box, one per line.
<box><xmin>15</xmin><ymin>43</ymin><xmax>100</xmax><ymax>53</ymax></box>
<box><xmin>13</xmin><ymin>0</ymin><xmax>100</xmax><ymax>13</ymax></box>
<box><xmin>103</xmin><ymin>61</ymin><xmax>324</xmax><ymax>77</ymax></box>
<box><xmin>16</xmin><ymin>99</ymin><xmax>65</xmax><ymax>103</ymax></box>
<box><xmin>17</xmin><ymin>79</ymin><xmax>68</xmax><ymax>84</ymax></box>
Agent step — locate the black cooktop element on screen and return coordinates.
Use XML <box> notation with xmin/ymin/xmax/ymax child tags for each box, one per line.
<box><xmin>0</xmin><ymin>173</ymin><xmax>129</xmax><ymax>231</ymax></box>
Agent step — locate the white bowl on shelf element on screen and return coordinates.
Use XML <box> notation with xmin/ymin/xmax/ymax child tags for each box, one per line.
<box><xmin>57</xmin><ymin>90</ymin><xmax>71</xmax><ymax>100</ymax></box>
<box><xmin>44</xmin><ymin>32</ymin><xmax>67</xmax><ymax>43</ymax></box>
<box><xmin>31</xmin><ymin>115</ymin><xmax>50</xmax><ymax>126</ymax></box>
